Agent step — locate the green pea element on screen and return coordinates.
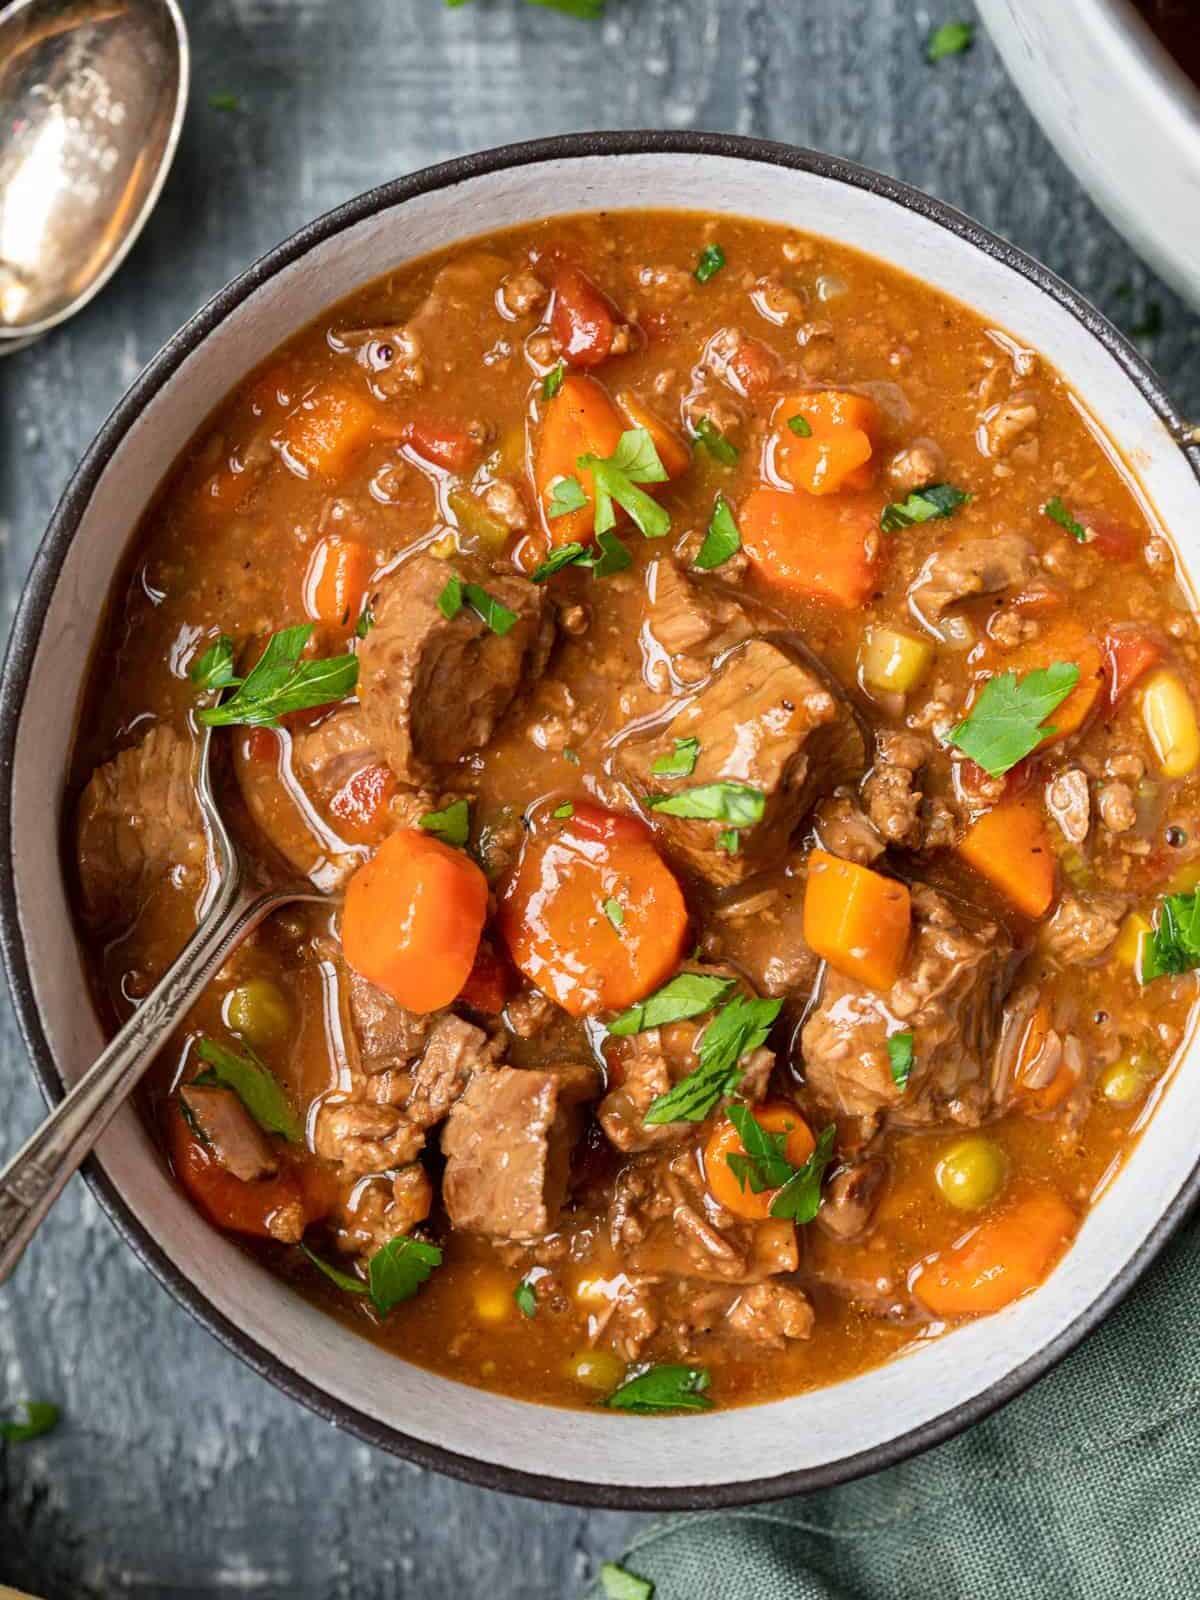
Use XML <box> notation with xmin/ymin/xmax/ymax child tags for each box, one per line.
<box><xmin>223</xmin><ymin>978</ymin><xmax>291</xmax><ymax>1048</ymax></box>
<box><xmin>564</xmin><ymin>1349</ymin><xmax>625</xmax><ymax>1392</ymax></box>
<box><xmin>1099</xmin><ymin>1057</ymin><xmax>1146</xmax><ymax>1107</ymax></box>
<box><xmin>935</xmin><ymin>1136</ymin><xmax>1008</xmax><ymax>1213</ymax></box>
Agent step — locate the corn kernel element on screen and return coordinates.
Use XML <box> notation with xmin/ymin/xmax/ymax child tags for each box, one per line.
<box><xmin>859</xmin><ymin>626</ymin><xmax>934</xmax><ymax>695</ymax></box>
<box><xmin>1141</xmin><ymin>670</ymin><xmax>1200</xmax><ymax>778</ymax></box>
<box><xmin>1114</xmin><ymin>912</ymin><xmax>1152</xmax><ymax>980</ymax></box>
<box><xmin>473</xmin><ymin>1281</ymin><xmax>513</xmax><ymax>1324</ymax></box>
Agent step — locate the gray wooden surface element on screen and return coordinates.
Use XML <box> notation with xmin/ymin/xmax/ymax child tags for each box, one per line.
<box><xmin>1</xmin><ymin>1</ymin><xmax>1198</xmax><ymax>1595</ymax></box>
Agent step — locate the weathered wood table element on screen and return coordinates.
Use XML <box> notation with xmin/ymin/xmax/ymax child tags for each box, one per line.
<box><xmin>1</xmin><ymin>1</ymin><xmax>1197</xmax><ymax>1594</ymax></box>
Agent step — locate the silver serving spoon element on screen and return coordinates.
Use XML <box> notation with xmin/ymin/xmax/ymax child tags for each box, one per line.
<box><xmin>0</xmin><ymin>0</ymin><xmax>188</xmax><ymax>353</ymax></box>
<box><xmin>0</xmin><ymin>725</ymin><xmax>325</xmax><ymax>1282</ymax></box>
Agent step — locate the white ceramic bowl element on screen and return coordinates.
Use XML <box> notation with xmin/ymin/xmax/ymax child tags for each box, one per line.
<box><xmin>3</xmin><ymin>133</ymin><xmax>1199</xmax><ymax>1508</ymax></box>
<box><xmin>978</xmin><ymin>0</ymin><xmax>1200</xmax><ymax>309</ymax></box>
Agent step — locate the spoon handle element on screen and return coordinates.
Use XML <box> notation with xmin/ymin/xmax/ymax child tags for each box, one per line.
<box><xmin>0</xmin><ymin>880</ymin><xmax>299</xmax><ymax>1285</ymax></box>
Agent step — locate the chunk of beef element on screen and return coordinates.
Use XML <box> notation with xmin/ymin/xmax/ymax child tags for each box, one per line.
<box><xmin>441</xmin><ymin>1063</ymin><xmax>600</xmax><ymax>1241</ymax></box>
<box><xmin>908</xmin><ymin>534</ymin><xmax>1036</xmax><ymax>634</ymax></box>
<box><xmin>76</xmin><ymin>724</ymin><xmax>206</xmax><ymax>930</ymax></box>
<box><xmin>801</xmin><ymin>884</ymin><xmax>1015</xmax><ymax>1129</ymax></box>
<box><xmin>403</xmin><ymin>1012</ymin><xmax>504</xmax><ymax>1131</ymax></box>
<box><xmin>358</xmin><ymin>552</ymin><xmax>554</xmax><ymax>783</ymax></box>
<box><xmin>347</xmin><ymin>970</ymin><xmax>432</xmax><ymax>1073</ymax></box>
<box><xmin>292</xmin><ymin>706</ymin><xmax>379</xmax><ymax>797</ymax></box>
<box><xmin>330</xmin><ymin>1165</ymin><xmax>434</xmax><ymax>1258</ymax></box>
<box><xmin>1041</xmin><ymin>892</ymin><xmax>1125</xmax><ymax>967</ymax></box>
<box><xmin>619</xmin><ymin>639</ymin><xmax>865</xmax><ymax>889</ymax></box>
<box><xmin>599</xmin><ymin>1002</ymin><xmax>748</xmax><ymax>1152</ymax></box>
<box><xmin>313</xmin><ymin>1099</ymin><xmax>425</xmax><ymax>1177</ymax></box>
<box><xmin>643</xmin><ymin>557</ymin><xmax>749</xmax><ymax>677</ymax></box>
<box><xmin>817</xmin><ymin>1156</ymin><xmax>887</xmax><ymax>1242</ymax></box>
<box><xmin>711</xmin><ymin>876</ymin><xmax>819</xmax><ymax>1000</ymax></box>
<box><xmin>726</xmin><ymin>1282</ymin><xmax>815</xmax><ymax>1347</ymax></box>
<box><xmin>179</xmin><ymin>1084</ymin><xmax>278</xmax><ymax>1182</ymax></box>
<box><xmin>814</xmin><ymin>792</ymin><xmax>885</xmax><ymax>865</ymax></box>
<box><xmin>862</xmin><ymin>729</ymin><xmax>928</xmax><ymax>848</ymax></box>
<box><xmin>1046</xmin><ymin>769</ymin><xmax>1090</xmax><ymax>846</ymax></box>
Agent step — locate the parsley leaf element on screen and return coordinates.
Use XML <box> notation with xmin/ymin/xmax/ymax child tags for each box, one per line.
<box><xmin>578</xmin><ymin>428</ymin><xmax>671</xmax><ymax>540</ymax></box>
<box><xmin>354</xmin><ymin>607</ymin><xmax>375</xmax><ymax>639</ymax></box>
<box><xmin>608</xmin><ymin>972</ymin><xmax>735</xmax><ymax>1037</ymax></box>
<box><xmin>694</xmin><ymin>416</ymin><xmax>738</xmax><ymax>465</ymax></box>
<box><xmin>604</xmin><ymin>898</ymin><xmax>625</xmax><ymax>930</ymax></box>
<box><xmin>208</xmin><ymin>91</ymin><xmax>241</xmax><ymax>112</ymax></box>
<box><xmin>694</xmin><ymin>494</ymin><xmax>741</xmax><ymax>570</ymax></box>
<box><xmin>1142</xmin><ymin>891</ymin><xmax>1200</xmax><ymax>982</ymax></box>
<box><xmin>644</xmin><ymin>995</ymin><xmax>781</xmax><ymax>1125</ymax></box>
<box><xmin>526</xmin><ymin>0</ymin><xmax>604</xmax><ymax>15</ymax></box>
<box><xmin>769</xmin><ymin>1123</ymin><xmax>837</xmax><ymax>1223</ymax></box>
<box><xmin>514</xmin><ymin>1279</ymin><xmax>538</xmax><ymax>1319</ymax></box>
<box><xmin>1043</xmin><ymin>497</ymin><xmax>1088</xmax><ymax>541</ymax></box>
<box><xmin>438</xmin><ymin>574</ymin><xmax>463</xmax><ymax>618</ymax></box>
<box><xmin>602</xmin><ymin>1364</ymin><xmax>713</xmax><ymax>1414</ymax></box>
<box><xmin>647</xmin><ymin>782</ymin><xmax>765</xmax><ymax>826</ymax></box>
<box><xmin>926</xmin><ymin>20</ymin><xmax>974</xmax><ymax>61</ymax></box>
<box><xmin>880</xmin><ymin>483</ymin><xmax>969</xmax><ymax>533</ymax></box>
<box><xmin>948</xmin><ymin>663</ymin><xmax>1081</xmax><ymax>776</ymax></box>
<box><xmin>302</xmin><ymin>1244</ymin><xmax>369</xmax><ymax>1296</ymax></box>
<box><xmin>542</xmin><ymin>361</ymin><xmax>565</xmax><ymax>399</ymax></box>
<box><xmin>552</xmin><ymin>801</ymin><xmax>575</xmax><ymax>819</ymax></box>
<box><xmin>0</xmin><ymin>1401</ymin><xmax>60</xmax><ymax>1444</ymax></box>
<box><xmin>695</xmin><ymin>243</ymin><xmax>726</xmax><ymax>284</ymax></box>
<box><xmin>531</xmin><ymin>530</ymin><xmax>632</xmax><ymax>582</ymax></box>
<box><xmin>548</xmin><ymin>476</ymin><xmax>589</xmax><ymax>518</ymax></box>
<box><xmin>600</xmin><ymin>1562</ymin><xmax>654</xmax><ymax>1600</ymax></box>
<box><xmin>368</xmin><ymin>1235</ymin><xmax>443</xmax><ymax>1314</ymax></box>
<box><xmin>463</xmin><ymin>581</ymin><xmax>518</xmax><ymax>635</ymax></box>
<box><xmin>419</xmin><ymin>797</ymin><xmax>470</xmax><ymax>848</ymax></box>
<box><xmin>189</xmin><ymin>634</ymin><xmax>238</xmax><ymax>691</ymax></box>
<box><xmin>651</xmin><ymin>737</ymin><xmax>700</xmax><ymax>778</ymax></box>
<box><xmin>725</xmin><ymin>1103</ymin><xmax>799</xmax><ymax>1193</ymax></box>
<box><xmin>787</xmin><ymin>413</ymin><xmax>813</xmax><ymax>438</ymax></box>
<box><xmin>887</xmin><ymin>1031</ymin><xmax>914</xmax><ymax>1090</ymax></box>
<box><xmin>196</xmin><ymin>623</ymin><xmax>357</xmax><ymax>729</ymax></box>
<box><xmin>717</xmin><ymin>829</ymin><xmax>740</xmax><ymax>855</ymax></box>
<box><xmin>531</xmin><ymin>543</ymin><xmax>587</xmax><ymax>580</ymax></box>
<box><xmin>193</xmin><ymin>1038</ymin><xmax>303</xmax><ymax>1143</ymax></box>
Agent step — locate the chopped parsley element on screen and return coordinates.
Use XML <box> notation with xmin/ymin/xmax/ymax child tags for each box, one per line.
<box><xmin>769</xmin><ymin>1123</ymin><xmax>837</xmax><ymax>1224</ymax></box>
<box><xmin>301</xmin><ymin>1245</ymin><xmax>369</xmax><ymax>1296</ymax></box>
<box><xmin>552</xmin><ymin>801</ymin><xmax>575</xmax><ymax>819</ymax></box>
<box><xmin>787</xmin><ymin>413</ymin><xmax>813</xmax><ymax>437</ymax></box>
<box><xmin>600</xmin><ymin>1563</ymin><xmax>654</xmax><ymax>1600</ymax></box>
<box><xmin>650</xmin><ymin>736</ymin><xmax>700</xmax><ymax>778</ymax></box>
<box><xmin>368</xmin><ymin>1235</ymin><xmax>443</xmax><ymax>1315</ymax></box>
<box><xmin>717</xmin><ymin>829</ymin><xmax>740</xmax><ymax>855</ymax></box>
<box><xmin>531</xmin><ymin>529</ymin><xmax>632</xmax><ymax>582</ymax></box>
<box><xmin>601</xmin><ymin>1364</ymin><xmax>713</xmax><ymax>1414</ymax></box>
<box><xmin>564</xmin><ymin>747</ymin><xmax>581</xmax><ymax>765</ymax></box>
<box><xmin>948</xmin><ymin>662</ymin><xmax>1081</xmax><ymax>776</ymax></box>
<box><xmin>192</xmin><ymin>1038</ymin><xmax>303</xmax><ymax>1143</ymax></box>
<box><xmin>1142</xmin><ymin>891</ymin><xmax>1200</xmax><ymax>982</ymax></box>
<box><xmin>694</xmin><ymin>416</ymin><xmax>738</xmax><ymax>465</ymax></box>
<box><xmin>1043</xmin><ymin>497</ymin><xmax>1088</xmax><ymax>542</ymax></box>
<box><xmin>354</xmin><ymin>607</ymin><xmax>375</xmax><ymax>639</ymax></box>
<box><xmin>644</xmin><ymin>995</ymin><xmax>782</xmax><ymax>1125</ymax></box>
<box><xmin>603</xmin><ymin>898</ymin><xmax>626</xmax><ymax>931</ymax></box>
<box><xmin>542</xmin><ymin>361</ymin><xmax>566</xmax><ymax>399</ymax></box>
<box><xmin>194</xmin><ymin>624</ymin><xmax>357</xmax><ymax>728</ymax></box>
<box><xmin>419</xmin><ymin>797</ymin><xmax>471</xmax><ymax>848</ymax></box>
<box><xmin>694</xmin><ymin>493</ymin><xmax>741</xmax><ymax>570</ymax></box>
<box><xmin>880</xmin><ymin>483</ymin><xmax>969</xmax><ymax>533</ymax></box>
<box><xmin>577</xmin><ymin>428</ymin><xmax>671</xmax><ymax>540</ymax></box>
<box><xmin>926</xmin><ymin>20</ymin><xmax>974</xmax><ymax>62</ymax></box>
<box><xmin>514</xmin><ymin>1279</ymin><xmax>538</xmax><ymax>1319</ymax></box>
<box><xmin>608</xmin><ymin>972</ymin><xmax>736</xmax><ymax>1037</ymax></box>
<box><xmin>887</xmin><ymin>1031</ymin><xmax>914</xmax><ymax>1090</ymax></box>
<box><xmin>646</xmin><ymin>782</ymin><xmax>765</xmax><ymax>827</ymax></box>
<box><xmin>725</xmin><ymin>1103</ymin><xmax>800</xmax><ymax>1193</ymax></box>
<box><xmin>208</xmin><ymin>91</ymin><xmax>241</xmax><ymax>112</ymax></box>
<box><xmin>0</xmin><ymin>1402</ymin><xmax>60</xmax><ymax>1444</ymax></box>
<box><xmin>548</xmin><ymin>477</ymin><xmax>589</xmax><ymax>519</ymax></box>
<box><xmin>437</xmin><ymin>574</ymin><xmax>518</xmax><ymax>635</ymax></box>
<box><xmin>437</xmin><ymin>574</ymin><xmax>464</xmax><ymax>618</ymax></box>
<box><xmin>695</xmin><ymin>243</ymin><xmax>726</xmax><ymax>284</ymax></box>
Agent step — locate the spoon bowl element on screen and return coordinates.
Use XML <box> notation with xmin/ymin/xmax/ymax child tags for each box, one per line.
<box><xmin>0</xmin><ymin>0</ymin><xmax>188</xmax><ymax>348</ymax></box>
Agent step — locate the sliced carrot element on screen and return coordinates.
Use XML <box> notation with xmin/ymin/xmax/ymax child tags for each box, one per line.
<box><xmin>770</xmin><ymin>389</ymin><xmax>882</xmax><ymax>496</ymax></box>
<box><xmin>803</xmin><ymin>849</ymin><xmax>911</xmax><ymax>992</ymax></box>
<box><xmin>550</xmin><ymin>265</ymin><xmax>622</xmax><ymax>368</ymax></box>
<box><xmin>911</xmin><ymin>1190</ymin><xmax>1077</xmax><ymax>1316</ymax></box>
<box><xmin>617</xmin><ymin>390</ymin><xmax>691</xmax><ymax>479</ymax></box>
<box><xmin>402</xmin><ymin>419</ymin><xmax>482</xmax><ymax>474</ymax></box>
<box><xmin>1002</xmin><ymin>618</ymin><xmax>1105</xmax><ymax>746</ymax></box>
<box><xmin>1103</xmin><ymin>628</ymin><xmax>1163</xmax><ymax>708</ymax></box>
<box><xmin>739</xmin><ymin>486</ymin><xmax>879</xmax><ymax>608</ymax></box>
<box><xmin>498</xmin><ymin>802</ymin><xmax>688</xmax><ymax>1017</ymax></box>
<box><xmin>303</xmin><ymin>535</ymin><xmax>373</xmax><ymax>628</ymax></box>
<box><xmin>327</xmin><ymin>762</ymin><xmax>397</xmax><ymax>842</ymax></box>
<box><xmin>342</xmin><ymin>829</ymin><xmax>488</xmax><ymax>1013</ymax></box>
<box><xmin>279</xmin><ymin>383</ymin><xmax>390</xmax><ymax>478</ymax></box>
<box><xmin>957</xmin><ymin>798</ymin><xmax>1056</xmax><ymax>919</ymax></box>
<box><xmin>457</xmin><ymin>938</ymin><xmax>515</xmax><ymax>1016</ymax></box>
<box><xmin>534</xmin><ymin>373</ymin><xmax>626</xmax><ymax>546</ymax></box>
<box><xmin>166</xmin><ymin>1101</ymin><xmax>328</xmax><ymax>1240</ymax></box>
<box><xmin>703</xmin><ymin>1102</ymin><xmax>816</xmax><ymax>1221</ymax></box>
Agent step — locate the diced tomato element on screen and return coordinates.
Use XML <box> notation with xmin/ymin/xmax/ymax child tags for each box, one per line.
<box><xmin>1086</xmin><ymin>515</ymin><xmax>1141</xmax><ymax>563</ymax></box>
<box><xmin>727</xmin><ymin>335</ymin><xmax>777</xmax><ymax>397</ymax></box>
<box><xmin>550</xmin><ymin>266</ymin><xmax>623</xmax><ymax>368</ymax></box>
<box><xmin>1103</xmin><ymin>629</ymin><xmax>1163</xmax><ymax>708</ymax></box>
<box><xmin>246</xmin><ymin>728</ymin><xmax>280</xmax><ymax>764</ymax></box>
<box><xmin>328</xmin><ymin>762</ymin><xmax>397</xmax><ymax>839</ymax></box>
<box><xmin>402</xmin><ymin>419</ymin><xmax>481</xmax><ymax>473</ymax></box>
<box><xmin>1010</xmin><ymin>585</ymin><xmax>1065</xmax><ymax>616</ymax></box>
<box><xmin>457</xmin><ymin>938</ymin><xmax>515</xmax><ymax>1015</ymax></box>
<box><xmin>166</xmin><ymin>1101</ymin><xmax>331</xmax><ymax>1240</ymax></box>
<box><xmin>565</xmin><ymin>801</ymin><xmax>655</xmax><ymax>850</ymax></box>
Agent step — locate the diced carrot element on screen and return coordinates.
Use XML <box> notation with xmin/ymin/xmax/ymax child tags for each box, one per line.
<box><xmin>550</xmin><ymin>265</ymin><xmax>623</xmax><ymax>368</ymax></box>
<box><xmin>457</xmin><ymin>938</ymin><xmax>515</xmax><ymax>1016</ymax></box>
<box><xmin>957</xmin><ymin>799</ymin><xmax>1056</xmax><ymax>919</ymax></box>
<box><xmin>303</xmin><ymin>535</ymin><xmax>373</xmax><ymax>629</ymax></box>
<box><xmin>703</xmin><ymin>1102</ymin><xmax>816</xmax><ymax>1221</ymax></box>
<box><xmin>279</xmin><ymin>383</ymin><xmax>390</xmax><ymax>478</ymax></box>
<box><xmin>911</xmin><ymin>1190</ymin><xmax>1077</xmax><ymax>1316</ymax></box>
<box><xmin>342</xmin><ymin>829</ymin><xmax>488</xmax><ymax>1013</ymax></box>
<box><xmin>803</xmin><ymin>849</ymin><xmax>911</xmax><ymax>992</ymax></box>
<box><xmin>402</xmin><ymin>419</ymin><xmax>482</xmax><ymax>474</ymax></box>
<box><xmin>770</xmin><ymin>389</ymin><xmax>882</xmax><ymax>496</ymax></box>
<box><xmin>740</xmin><ymin>486</ymin><xmax>879</xmax><ymax>608</ymax></box>
<box><xmin>1103</xmin><ymin>628</ymin><xmax>1163</xmax><ymax>708</ymax></box>
<box><xmin>166</xmin><ymin>1101</ymin><xmax>327</xmax><ymax>1240</ymax></box>
<box><xmin>534</xmin><ymin>373</ymin><xmax>626</xmax><ymax>546</ymax></box>
<box><xmin>327</xmin><ymin>762</ymin><xmax>397</xmax><ymax>841</ymax></box>
<box><xmin>498</xmin><ymin>803</ymin><xmax>688</xmax><ymax>1017</ymax></box>
<box><xmin>1002</xmin><ymin>618</ymin><xmax>1105</xmax><ymax>745</ymax></box>
<box><xmin>617</xmin><ymin>390</ymin><xmax>691</xmax><ymax>479</ymax></box>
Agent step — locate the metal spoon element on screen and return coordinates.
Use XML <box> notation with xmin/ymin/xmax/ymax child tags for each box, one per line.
<box><xmin>0</xmin><ymin>726</ymin><xmax>325</xmax><ymax>1283</ymax></box>
<box><xmin>0</xmin><ymin>0</ymin><xmax>188</xmax><ymax>352</ymax></box>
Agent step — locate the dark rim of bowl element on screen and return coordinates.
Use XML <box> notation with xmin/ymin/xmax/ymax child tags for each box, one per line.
<box><xmin>2</xmin><ymin>130</ymin><xmax>1199</xmax><ymax>1512</ymax></box>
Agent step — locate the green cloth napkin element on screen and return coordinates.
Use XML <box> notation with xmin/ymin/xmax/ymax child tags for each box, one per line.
<box><xmin>590</xmin><ymin>1217</ymin><xmax>1200</xmax><ymax>1600</ymax></box>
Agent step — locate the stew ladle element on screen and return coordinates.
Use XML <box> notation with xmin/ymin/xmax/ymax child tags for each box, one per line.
<box><xmin>0</xmin><ymin>725</ymin><xmax>325</xmax><ymax>1283</ymax></box>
